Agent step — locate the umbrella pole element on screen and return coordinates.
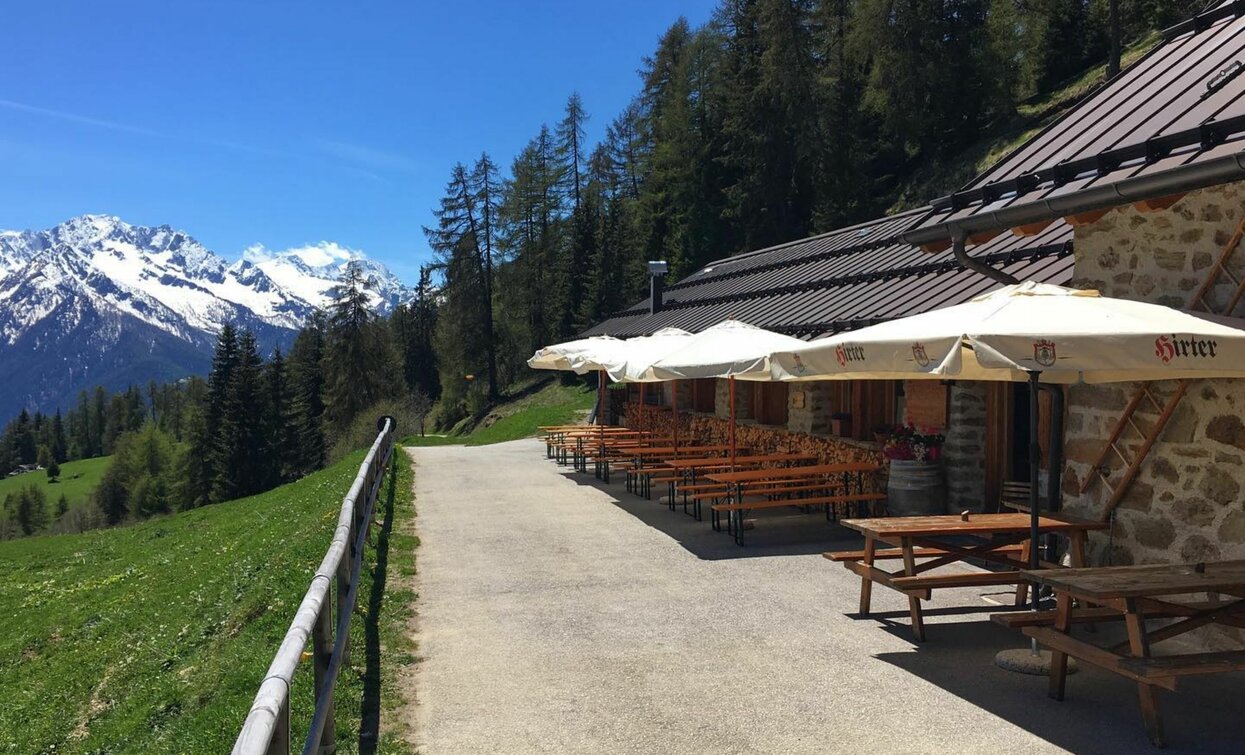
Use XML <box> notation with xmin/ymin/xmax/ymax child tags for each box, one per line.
<box><xmin>998</xmin><ymin>370</ymin><xmax>1056</xmax><ymax>674</ymax></box>
<box><xmin>672</xmin><ymin>380</ymin><xmax>679</xmax><ymax>459</ymax></box>
<box><xmin>640</xmin><ymin>383</ymin><xmax>646</xmax><ymax>433</ymax></box>
<box><xmin>1028</xmin><ymin>371</ymin><xmax>1043</xmax><ymax>654</ymax></box>
<box><xmin>598</xmin><ymin>369</ymin><xmax>606</xmax><ymax>426</ymax></box>
<box><xmin>729</xmin><ymin>376</ymin><xmax>737</xmax><ymax>470</ymax></box>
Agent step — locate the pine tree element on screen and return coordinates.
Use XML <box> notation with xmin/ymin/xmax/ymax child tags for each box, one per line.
<box><xmin>212</xmin><ymin>329</ymin><xmax>264</xmax><ymax>501</ymax></box>
<box><xmin>262</xmin><ymin>347</ymin><xmax>297</xmax><ymax>485</ymax></box>
<box><xmin>323</xmin><ymin>262</ymin><xmax>386</xmax><ymax>432</ymax></box>
<box><xmin>557</xmin><ymin>93</ymin><xmax>589</xmax><ymax>211</ymax></box>
<box><xmin>14</xmin><ymin>485</ymin><xmax>48</xmax><ymax>535</ymax></box>
<box><xmin>96</xmin><ymin>469</ymin><xmax>129</xmax><ymax>525</ymax></box>
<box><xmin>50</xmin><ymin>409</ymin><xmax>68</xmax><ymax>464</ymax></box>
<box><xmin>288</xmin><ymin>313</ymin><xmax>328</xmax><ymax>474</ymax></box>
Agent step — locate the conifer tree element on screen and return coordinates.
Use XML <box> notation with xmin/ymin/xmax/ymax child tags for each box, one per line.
<box><xmin>50</xmin><ymin>409</ymin><xmax>68</xmax><ymax>464</ymax></box>
<box><xmin>262</xmin><ymin>347</ymin><xmax>297</xmax><ymax>485</ymax></box>
<box><xmin>288</xmin><ymin>313</ymin><xmax>327</xmax><ymax>474</ymax></box>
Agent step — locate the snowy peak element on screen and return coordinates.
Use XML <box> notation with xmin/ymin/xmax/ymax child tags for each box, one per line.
<box><xmin>0</xmin><ymin>215</ymin><xmax>414</xmax><ymax>417</ymax></box>
<box><xmin>242</xmin><ymin>241</ymin><xmax>407</xmax><ymax>314</ymax></box>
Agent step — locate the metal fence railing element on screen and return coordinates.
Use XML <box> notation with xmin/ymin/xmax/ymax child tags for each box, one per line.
<box><xmin>233</xmin><ymin>416</ymin><xmax>396</xmax><ymax>755</ymax></box>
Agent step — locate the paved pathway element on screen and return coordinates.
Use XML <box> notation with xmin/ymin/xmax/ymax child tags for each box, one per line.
<box><xmin>405</xmin><ymin>439</ymin><xmax>1242</xmax><ymax>754</ymax></box>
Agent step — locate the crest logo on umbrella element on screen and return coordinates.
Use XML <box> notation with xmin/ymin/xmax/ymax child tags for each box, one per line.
<box><xmin>911</xmin><ymin>342</ymin><xmax>930</xmax><ymax>367</ymax></box>
<box><xmin>791</xmin><ymin>353</ymin><xmax>807</xmax><ymax>374</ymax></box>
<box><xmin>1033</xmin><ymin>339</ymin><xmax>1057</xmax><ymax>367</ymax></box>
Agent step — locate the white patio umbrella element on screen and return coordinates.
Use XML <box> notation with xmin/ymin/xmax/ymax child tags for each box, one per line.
<box><xmin>771</xmin><ymin>282</ymin><xmax>1245</xmax><ymax>384</ymax></box>
<box><xmin>647</xmin><ymin>320</ymin><xmax>808</xmax><ymax>466</ymax></box>
<box><xmin>599</xmin><ymin>328</ymin><xmax>694</xmax><ymax>449</ymax></box>
<box><xmin>769</xmin><ymin>281</ymin><xmax>1245</xmax><ymax>627</ymax></box>
<box><xmin>528</xmin><ymin>335</ymin><xmax>632</xmax><ymax>424</ymax></box>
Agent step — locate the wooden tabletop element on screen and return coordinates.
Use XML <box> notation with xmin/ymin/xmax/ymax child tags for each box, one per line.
<box><xmin>842</xmin><ymin>512</ymin><xmax>1109</xmax><ymax>538</ymax></box>
<box><xmin>707</xmin><ymin>462</ymin><xmax>879</xmax><ymax>484</ymax></box>
<box><xmin>617</xmin><ymin>444</ymin><xmax>736</xmax><ymax>456</ymax></box>
<box><xmin>1023</xmin><ymin>559</ymin><xmax>1245</xmax><ymax>600</ymax></box>
<box><xmin>663</xmin><ymin>453</ymin><xmax>815</xmax><ymax>469</ymax></box>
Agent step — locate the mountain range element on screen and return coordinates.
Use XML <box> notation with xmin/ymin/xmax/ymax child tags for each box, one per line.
<box><xmin>0</xmin><ymin>215</ymin><xmax>413</xmax><ymax>418</ymax></box>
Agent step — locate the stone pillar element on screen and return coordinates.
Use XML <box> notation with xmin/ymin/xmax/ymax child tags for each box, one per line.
<box><xmin>715</xmin><ymin>379</ymin><xmax>753</xmax><ymax>419</ymax></box>
<box><xmin>674</xmin><ymin>380</ymin><xmax>692</xmax><ymax>411</ymax></box>
<box><xmin>787</xmin><ymin>382</ymin><xmax>833</xmax><ymax>435</ymax></box>
<box><xmin>944</xmin><ymin>382</ymin><xmax>987</xmax><ymax>512</ymax></box>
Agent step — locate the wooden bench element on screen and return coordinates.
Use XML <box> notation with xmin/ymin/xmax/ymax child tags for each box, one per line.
<box><xmin>712</xmin><ymin>493</ymin><xmax>887</xmax><ymax>539</ymax></box>
<box><xmin>827</xmin><ymin>543</ymin><xmax>1025</xmax><ymax>563</ymax></box>
<box><xmin>1118</xmin><ymin>650</ymin><xmax>1245</xmax><ymax>679</ymax></box>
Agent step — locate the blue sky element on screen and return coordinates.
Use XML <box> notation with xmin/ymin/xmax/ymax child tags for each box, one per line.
<box><xmin>0</xmin><ymin>1</ymin><xmax>717</xmax><ymax>281</ymax></box>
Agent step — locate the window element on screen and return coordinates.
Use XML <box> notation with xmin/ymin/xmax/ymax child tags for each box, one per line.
<box><xmin>751</xmin><ymin>382</ymin><xmax>789</xmax><ymax>426</ymax></box>
<box><xmin>692</xmin><ymin>379</ymin><xmax>716</xmax><ymax>413</ymax></box>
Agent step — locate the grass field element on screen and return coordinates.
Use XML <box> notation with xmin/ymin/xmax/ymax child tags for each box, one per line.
<box><xmin>404</xmin><ymin>380</ymin><xmax>595</xmax><ymax>447</ymax></box>
<box><xmin>0</xmin><ymin>447</ymin><xmax>416</xmax><ymax>754</ymax></box>
<box><xmin>0</xmin><ymin>455</ymin><xmax>111</xmax><ymax>511</ymax></box>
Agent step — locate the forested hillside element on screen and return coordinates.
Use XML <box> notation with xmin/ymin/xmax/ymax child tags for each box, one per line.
<box><xmin>422</xmin><ymin>0</ymin><xmax>1203</xmax><ymax>418</ymax></box>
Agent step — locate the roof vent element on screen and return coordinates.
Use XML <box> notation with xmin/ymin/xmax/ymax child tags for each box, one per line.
<box><xmin>648</xmin><ymin>260</ymin><xmax>669</xmax><ymax>314</ymax></box>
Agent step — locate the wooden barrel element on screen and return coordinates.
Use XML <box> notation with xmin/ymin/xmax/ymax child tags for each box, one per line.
<box><xmin>886</xmin><ymin>460</ymin><xmax>946</xmax><ymax>516</ymax></box>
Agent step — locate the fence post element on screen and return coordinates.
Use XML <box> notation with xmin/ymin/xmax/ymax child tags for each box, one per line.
<box><xmin>268</xmin><ymin>693</ymin><xmax>291</xmax><ymax>755</ymax></box>
<box><xmin>338</xmin><ymin>509</ymin><xmax>354</xmax><ymax>667</ymax></box>
<box><xmin>312</xmin><ymin>601</ymin><xmax>336</xmax><ymax>754</ymax></box>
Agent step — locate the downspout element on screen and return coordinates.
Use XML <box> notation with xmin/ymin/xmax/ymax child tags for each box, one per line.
<box><xmin>951</xmin><ymin>228</ymin><xmax>1019</xmax><ymax>285</ymax></box>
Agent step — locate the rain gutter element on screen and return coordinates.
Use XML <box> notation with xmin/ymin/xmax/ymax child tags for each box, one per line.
<box><xmin>904</xmin><ymin>151</ymin><xmax>1245</xmax><ymax>247</ymax></box>
<box><xmin>951</xmin><ymin>229</ymin><xmax>1019</xmax><ymax>285</ymax></box>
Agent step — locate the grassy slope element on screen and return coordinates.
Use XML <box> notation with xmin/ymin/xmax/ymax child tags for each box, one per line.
<box><xmin>0</xmin><ymin>448</ymin><xmax>416</xmax><ymax>754</ymax></box>
<box><xmin>0</xmin><ymin>455</ymin><xmax>111</xmax><ymax>511</ymax></box>
<box><xmin>404</xmin><ymin>379</ymin><xmax>595</xmax><ymax>447</ymax></box>
<box><xmin>889</xmin><ymin>34</ymin><xmax>1161</xmax><ymax>212</ymax></box>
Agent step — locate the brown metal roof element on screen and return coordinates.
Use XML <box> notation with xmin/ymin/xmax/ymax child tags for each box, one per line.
<box><xmin>582</xmin><ymin>209</ymin><xmax>1073</xmax><ymax>339</ymax></box>
<box><xmin>906</xmin><ymin>1</ymin><xmax>1245</xmax><ymax>245</ymax></box>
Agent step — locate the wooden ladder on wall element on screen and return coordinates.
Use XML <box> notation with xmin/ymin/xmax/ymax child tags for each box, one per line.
<box><xmin>1081</xmin><ymin>214</ymin><xmax>1245</xmax><ymax>521</ymax></box>
<box><xmin>1079</xmin><ymin>381</ymin><xmax>1190</xmax><ymax>520</ymax></box>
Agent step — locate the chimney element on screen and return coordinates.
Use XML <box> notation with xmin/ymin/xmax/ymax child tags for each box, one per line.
<box><xmin>648</xmin><ymin>260</ymin><xmax>669</xmax><ymax>314</ymax></box>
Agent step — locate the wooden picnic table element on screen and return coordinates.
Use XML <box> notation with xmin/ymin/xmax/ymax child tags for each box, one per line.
<box><xmin>836</xmin><ymin>512</ymin><xmax>1108</xmax><ymax>641</ymax></box>
<box><xmin>706</xmin><ymin>463</ymin><xmax>884</xmax><ymax>545</ymax></box>
<box><xmin>583</xmin><ymin>435</ymin><xmax>674</xmax><ymax>480</ymax></box>
<box><xmin>614</xmin><ymin>444</ymin><xmax>738</xmax><ymax>497</ymax></box>
<box><xmin>1019</xmin><ymin>559</ymin><xmax>1245</xmax><ymax>747</ymax></box>
<box><xmin>652</xmin><ymin>453</ymin><xmax>811</xmax><ymax>515</ymax></box>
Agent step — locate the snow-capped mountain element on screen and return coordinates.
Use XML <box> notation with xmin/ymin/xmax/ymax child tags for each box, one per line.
<box><xmin>241</xmin><ymin>240</ymin><xmax>409</xmax><ymax>316</ymax></box>
<box><xmin>0</xmin><ymin>215</ymin><xmax>413</xmax><ymax>418</ymax></box>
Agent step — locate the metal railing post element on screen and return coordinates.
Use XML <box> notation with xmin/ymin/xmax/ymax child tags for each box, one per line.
<box><xmin>312</xmin><ymin>602</ymin><xmax>336</xmax><ymax>754</ymax></box>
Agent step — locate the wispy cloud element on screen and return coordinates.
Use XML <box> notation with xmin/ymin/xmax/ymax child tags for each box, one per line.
<box><xmin>315</xmin><ymin>139</ymin><xmax>420</xmax><ymax>173</ymax></box>
<box><xmin>0</xmin><ymin>98</ymin><xmax>164</xmax><ymax>138</ymax></box>
<box><xmin>0</xmin><ymin>97</ymin><xmax>283</xmax><ymax>158</ymax></box>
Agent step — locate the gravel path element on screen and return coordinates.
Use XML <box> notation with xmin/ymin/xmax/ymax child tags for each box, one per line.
<box><xmin>405</xmin><ymin>439</ymin><xmax>1242</xmax><ymax>754</ymax></box>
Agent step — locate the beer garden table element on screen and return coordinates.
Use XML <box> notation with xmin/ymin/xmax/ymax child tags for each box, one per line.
<box><xmin>1019</xmin><ymin>559</ymin><xmax>1245</xmax><ymax>747</ymax></box>
<box><xmin>706</xmin><ymin>463</ymin><xmax>884</xmax><ymax>545</ymax></box>
<box><xmin>835</xmin><ymin>512</ymin><xmax>1108</xmax><ymax>641</ymax></box>
<box><xmin>661</xmin><ymin>453</ymin><xmax>817</xmax><ymax>516</ymax></box>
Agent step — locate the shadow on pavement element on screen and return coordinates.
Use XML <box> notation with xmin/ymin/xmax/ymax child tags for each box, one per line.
<box><xmin>873</xmin><ymin>619</ymin><xmax>1245</xmax><ymax>754</ymax></box>
<box><xmin>555</xmin><ymin>464</ymin><xmax>865</xmax><ymax>560</ymax></box>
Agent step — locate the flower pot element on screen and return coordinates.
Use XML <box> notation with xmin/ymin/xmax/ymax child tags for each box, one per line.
<box><xmin>886</xmin><ymin>460</ymin><xmax>946</xmax><ymax>516</ymax></box>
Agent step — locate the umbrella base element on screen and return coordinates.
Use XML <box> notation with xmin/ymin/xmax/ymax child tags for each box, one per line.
<box><xmin>994</xmin><ymin>647</ymin><xmax>1078</xmax><ymax>676</ymax></box>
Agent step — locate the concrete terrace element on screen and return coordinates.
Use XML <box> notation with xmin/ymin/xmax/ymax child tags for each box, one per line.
<box><xmin>404</xmin><ymin>439</ymin><xmax>1244</xmax><ymax>754</ymax></box>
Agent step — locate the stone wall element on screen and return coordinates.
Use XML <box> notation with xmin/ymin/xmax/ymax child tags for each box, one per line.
<box><xmin>1065</xmin><ymin>183</ymin><xmax>1245</xmax><ymax>650</ymax></box>
<box><xmin>788</xmin><ymin>383</ymin><xmax>834</xmax><ymax>435</ymax></box>
<box><xmin>944</xmin><ymin>382</ymin><xmax>987</xmax><ymax>512</ymax></box>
